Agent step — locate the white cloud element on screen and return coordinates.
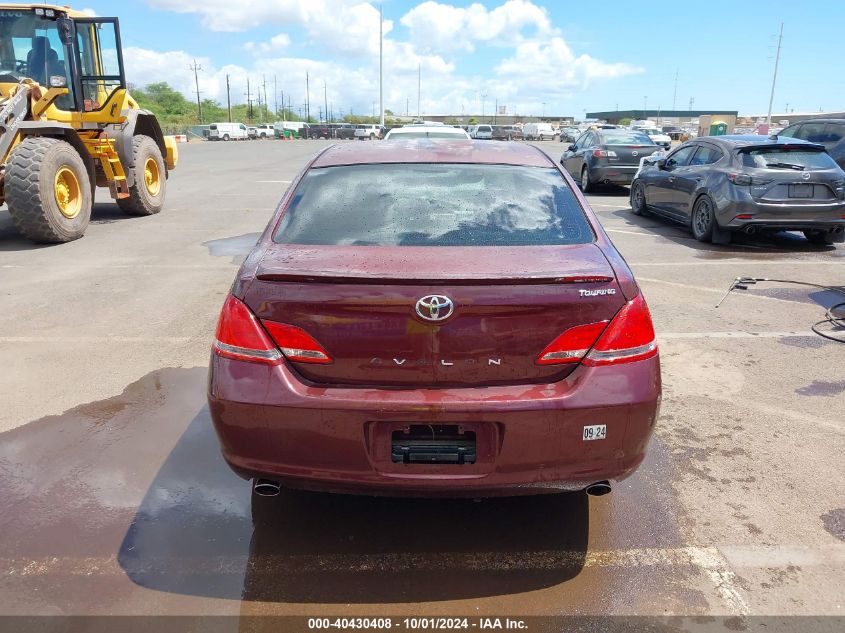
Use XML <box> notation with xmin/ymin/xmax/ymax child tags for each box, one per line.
<box><xmin>400</xmin><ymin>0</ymin><xmax>554</xmax><ymax>53</ymax></box>
<box><xmin>146</xmin><ymin>0</ymin><xmax>391</xmax><ymax>56</ymax></box>
<box><xmin>129</xmin><ymin>0</ymin><xmax>643</xmax><ymax>118</ymax></box>
<box><xmin>244</xmin><ymin>33</ymin><xmax>292</xmax><ymax>56</ymax></box>
<box><xmin>495</xmin><ymin>37</ymin><xmax>643</xmax><ymax>93</ymax></box>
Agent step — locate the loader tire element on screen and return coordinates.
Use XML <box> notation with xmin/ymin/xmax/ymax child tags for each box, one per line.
<box><xmin>6</xmin><ymin>136</ymin><xmax>92</xmax><ymax>243</ymax></box>
<box><xmin>117</xmin><ymin>135</ymin><xmax>166</xmax><ymax>216</ymax></box>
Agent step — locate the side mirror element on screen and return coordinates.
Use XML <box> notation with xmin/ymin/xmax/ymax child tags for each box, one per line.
<box><xmin>656</xmin><ymin>159</ymin><xmax>668</xmax><ymax>170</ymax></box>
<box><xmin>57</xmin><ymin>17</ymin><xmax>74</xmax><ymax>45</ymax></box>
<box><xmin>568</xmin><ymin>144</ymin><xmax>576</xmax><ymax>151</ymax></box>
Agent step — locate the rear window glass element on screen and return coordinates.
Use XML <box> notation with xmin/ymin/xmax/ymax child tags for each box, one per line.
<box><xmin>600</xmin><ymin>132</ymin><xmax>653</xmax><ymax>145</ymax></box>
<box><xmin>274</xmin><ymin>164</ymin><xmax>594</xmax><ymax>247</ymax></box>
<box><xmin>740</xmin><ymin>148</ymin><xmax>837</xmax><ymax>170</ymax></box>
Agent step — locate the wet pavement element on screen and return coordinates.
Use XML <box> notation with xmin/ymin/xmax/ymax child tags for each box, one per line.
<box><xmin>1</xmin><ymin>140</ymin><xmax>843</xmax><ymax>624</ymax></box>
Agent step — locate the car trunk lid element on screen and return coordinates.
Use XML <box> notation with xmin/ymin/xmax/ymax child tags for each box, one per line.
<box><xmin>243</xmin><ymin>244</ymin><xmax>625</xmax><ymax>387</ymax></box>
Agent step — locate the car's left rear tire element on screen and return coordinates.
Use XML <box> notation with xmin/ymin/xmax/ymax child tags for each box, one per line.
<box><xmin>803</xmin><ymin>230</ymin><xmax>836</xmax><ymax>245</ymax></box>
<box><xmin>580</xmin><ymin>166</ymin><xmax>594</xmax><ymax>193</ymax></box>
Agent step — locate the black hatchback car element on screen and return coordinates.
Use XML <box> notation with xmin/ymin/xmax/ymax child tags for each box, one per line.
<box><xmin>630</xmin><ymin>136</ymin><xmax>845</xmax><ymax>244</ymax></box>
<box><xmin>561</xmin><ymin>129</ymin><xmax>662</xmax><ymax>192</ymax></box>
<box><xmin>779</xmin><ymin>119</ymin><xmax>845</xmax><ymax>171</ymax></box>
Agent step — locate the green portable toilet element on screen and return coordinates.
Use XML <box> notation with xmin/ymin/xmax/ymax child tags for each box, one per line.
<box><xmin>709</xmin><ymin>120</ymin><xmax>728</xmax><ymax>136</ymax></box>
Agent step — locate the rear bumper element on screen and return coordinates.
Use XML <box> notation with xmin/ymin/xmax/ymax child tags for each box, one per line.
<box><xmin>717</xmin><ymin>195</ymin><xmax>845</xmax><ymax>236</ymax></box>
<box><xmin>591</xmin><ymin>165</ymin><xmax>639</xmax><ymax>185</ymax></box>
<box><xmin>208</xmin><ymin>354</ymin><xmax>661</xmax><ymax>496</ymax></box>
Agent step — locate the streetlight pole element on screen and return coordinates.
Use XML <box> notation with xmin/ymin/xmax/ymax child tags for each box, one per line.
<box><xmin>379</xmin><ymin>4</ymin><xmax>384</xmax><ymax>128</ymax></box>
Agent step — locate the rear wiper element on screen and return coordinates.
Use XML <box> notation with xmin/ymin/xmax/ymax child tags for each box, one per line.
<box><xmin>764</xmin><ymin>162</ymin><xmax>805</xmax><ymax>170</ymax></box>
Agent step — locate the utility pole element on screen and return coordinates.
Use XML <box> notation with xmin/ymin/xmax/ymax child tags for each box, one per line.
<box><xmin>189</xmin><ymin>59</ymin><xmax>203</xmax><ymax>123</ymax></box>
<box><xmin>480</xmin><ymin>91</ymin><xmax>487</xmax><ymax>119</ymax></box>
<box><xmin>273</xmin><ymin>75</ymin><xmax>278</xmax><ymax>118</ymax></box>
<box><xmin>245</xmin><ymin>77</ymin><xmax>252</xmax><ymax>122</ymax></box>
<box><xmin>305</xmin><ymin>72</ymin><xmax>310</xmax><ymax>122</ymax></box>
<box><xmin>672</xmin><ymin>68</ymin><xmax>678</xmax><ymax>111</ymax></box>
<box><xmin>324</xmin><ymin>82</ymin><xmax>328</xmax><ymax>128</ymax></box>
<box><xmin>262</xmin><ymin>75</ymin><xmax>268</xmax><ymax>122</ymax></box>
<box><xmin>766</xmin><ymin>22</ymin><xmax>784</xmax><ymax>128</ymax></box>
<box><xmin>495</xmin><ymin>98</ymin><xmax>498</xmax><ymax>124</ymax></box>
<box><xmin>225</xmin><ymin>74</ymin><xmax>231</xmax><ymax>122</ymax></box>
<box><xmin>280</xmin><ymin>90</ymin><xmax>285</xmax><ymax>121</ymax></box>
<box><xmin>379</xmin><ymin>3</ymin><xmax>384</xmax><ymax>127</ymax></box>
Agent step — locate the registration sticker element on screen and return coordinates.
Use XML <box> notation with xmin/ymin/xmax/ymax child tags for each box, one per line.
<box><xmin>583</xmin><ymin>425</ymin><xmax>607</xmax><ymax>441</ymax></box>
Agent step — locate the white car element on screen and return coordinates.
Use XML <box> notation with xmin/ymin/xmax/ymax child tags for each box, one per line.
<box><xmin>355</xmin><ymin>124</ymin><xmax>383</xmax><ymax>140</ymax></box>
<box><xmin>252</xmin><ymin>124</ymin><xmax>275</xmax><ymax>139</ymax></box>
<box><xmin>383</xmin><ymin>125</ymin><xmax>471</xmax><ymax>140</ymax></box>
<box><xmin>473</xmin><ymin>124</ymin><xmax>493</xmax><ymax>139</ymax></box>
<box><xmin>634</xmin><ymin>127</ymin><xmax>672</xmax><ymax>149</ymax></box>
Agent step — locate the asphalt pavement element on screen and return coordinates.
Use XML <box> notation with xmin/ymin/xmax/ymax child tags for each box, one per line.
<box><xmin>0</xmin><ymin>139</ymin><xmax>842</xmax><ymax>624</ymax></box>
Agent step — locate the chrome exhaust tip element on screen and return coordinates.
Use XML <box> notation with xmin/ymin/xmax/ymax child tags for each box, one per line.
<box><xmin>744</xmin><ymin>226</ymin><xmax>757</xmax><ymax>235</ymax></box>
<box><xmin>585</xmin><ymin>481</ymin><xmax>612</xmax><ymax>496</ymax></box>
<box><xmin>253</xmin><ymin>478</ymin><xmax>281</xmax><ymax>497</ymax></box>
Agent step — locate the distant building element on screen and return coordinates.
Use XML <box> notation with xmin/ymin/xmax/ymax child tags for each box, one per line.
<box><xmin>587</xmin><ymin>109</ymin><xmax>738</xmax><ymax>125</ymax></box>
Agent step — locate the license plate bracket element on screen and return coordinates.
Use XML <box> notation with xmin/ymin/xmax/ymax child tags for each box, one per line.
<box><xmin>391</xmin><ymin>425</ymin><xmax>477</xmax><ymax>464</ymax></box>
<box><xmin>789</xmin><ymin>183</ymin><xmax>813</xmax><ymax>198</ymax></box>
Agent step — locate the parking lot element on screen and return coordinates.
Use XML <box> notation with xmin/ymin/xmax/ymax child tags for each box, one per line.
<box><xmin>0</xmin><ymin>140</ymin><xmax>843</xmax><ymax>622</ymax></box>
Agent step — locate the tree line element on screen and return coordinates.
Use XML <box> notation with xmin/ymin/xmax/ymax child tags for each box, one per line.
<box><xmin>129</xmin><ymin>82</ymin><xmax>405</xmax><ymax>134</ymax></box>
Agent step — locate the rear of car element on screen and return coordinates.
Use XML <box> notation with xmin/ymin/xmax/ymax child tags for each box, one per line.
<box><xmin>718</xmin><ymin>139</ymin><xmax>845</xmax><ymax>242</ymax></box>
<box><xmin>588</xmin><ymin>130</ymin><xmax>661</xmax><ymax>186</ymax></box>
<box><xmin>383</xmin><ymin>126</ymin><xmax>470</xmax><ymax>140</ymax></box>
<box><xmin>638</xmin><ymin>127</ymin><xmax>672</xmax><ymax>149</ymax></box>
<box><xmin>208</xmin><ymin>141</ymin><xmax>661</xmax><ymax>497</ymax></box>
<box><xmin>355</xmin><ymin>124</ymin><xmax>383</xmax><ymax>140</ymax></box>
<box><xmin>474</xmin><ymin>124</ymin><xmax>493</xmax><ymax>140</ymax></box>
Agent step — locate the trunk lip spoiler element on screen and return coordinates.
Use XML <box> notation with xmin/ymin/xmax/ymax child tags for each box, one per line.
<box><xmin>254</xmin><ymin>272</ymin><xmax>616</xmax><ymax>285</ymax></box>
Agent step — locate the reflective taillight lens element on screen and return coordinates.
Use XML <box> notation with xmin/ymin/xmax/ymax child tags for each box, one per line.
<box><xmin>262</xmin><ymin>321</ymin><xmax>332</xmax><ymax>364</ymax></box>
<box><xmin>537</xmin><ymin>321</ymin><xmax>609</xmax><ymax>365</ymax></box>
<box><xmin>583</xmin><ymin>294</ymin><xmax>658</xmax><ymax>366</ymax></box>
<box><xmin>536</xmin><ymin>294</ymin><xmax>658</xmax><ymax>367</ymax></box>
<box><xmin>213</xmin><ymin>295</ymin><xmax>282</xmax><ymax>365</ymax></box>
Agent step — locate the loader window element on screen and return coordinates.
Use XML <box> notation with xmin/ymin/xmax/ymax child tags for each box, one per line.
<box><xmin>75</xmin><ymin>19</ymin><xmax>124</xmax><ymax>112</ymax></box>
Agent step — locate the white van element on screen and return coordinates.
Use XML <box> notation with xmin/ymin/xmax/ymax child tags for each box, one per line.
<box><xmin>523</xmin><ymin>122</ymin><xmax>557</xmax><ymax>141</ymax></box>
<box><xmin>208</xmin><ymin>122</ymin><xmax>248</xmax><ymax>141</ymax></box>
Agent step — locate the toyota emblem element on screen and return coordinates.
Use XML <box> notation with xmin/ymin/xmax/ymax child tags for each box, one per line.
<box><xmin>415</xmin><ymin>295</ymin><xmax>454</xmax><ymax>322</ymax></box>
<box><xmin>632</xmin><ymin>151</ymin><xmax>638</xmax><ymax>157</ymax></box>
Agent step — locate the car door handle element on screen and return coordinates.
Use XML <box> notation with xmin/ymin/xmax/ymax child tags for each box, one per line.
<box><xmin>668</xmin><ymin>176</ymin><xmax>675</xmax><ymax>182</ymax></box>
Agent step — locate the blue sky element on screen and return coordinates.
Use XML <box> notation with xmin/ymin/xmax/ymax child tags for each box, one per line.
<box><xmin>80</xmin><ymin>0</ymin><xmax>844</xmax><ymax>118</ymax></box>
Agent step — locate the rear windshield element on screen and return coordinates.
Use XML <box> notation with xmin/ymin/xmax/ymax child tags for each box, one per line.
<box><xmin>740</xmin><ymin>148</ymin><xmax>837</xmax><ymax>170</ymax></box>
<box><xmin>601</xmin><ymin>132</ymin><xmax>653</xmax><ymax>145</ymax></box>
<box><xmin>274</xmin><ymin>164</ymin><xmax>594</xmax><ymax>246</ymax></box>
<box><xmin>477</xmin><ymin>126</ymin><xmax>491</xmax><ymax>131</ymax></box>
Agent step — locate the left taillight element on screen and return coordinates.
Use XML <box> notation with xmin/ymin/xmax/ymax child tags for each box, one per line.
<box><xmin>213</xmin><ymin>295</ymin><xmax>283</xmax><ymax>365</ymax></box>
<box><xmin>212</xmin><ymin>295</ymin><xmax>333</xmax><ymax>365</ymax></box>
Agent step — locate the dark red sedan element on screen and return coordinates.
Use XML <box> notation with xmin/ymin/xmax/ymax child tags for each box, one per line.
<box><xmin>208</xmin><ymin>140</ymin><xmax>661</xmax><ymax>500</ymax></box>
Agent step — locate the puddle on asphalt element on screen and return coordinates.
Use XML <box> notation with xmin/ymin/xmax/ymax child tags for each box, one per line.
<box><xmin>795</xmin><ymin>380</ymin><xmax>845</xmax><ymax>397</ymax></box>
<box><xmin>202</xmin><ymin>232</ymin><xmax>261</xmax><ymax>263</ymax></box>
<box><xmin>0</xmin><ymin>367</ymin><xmax>700</xmax><ymax>613</ymax></box>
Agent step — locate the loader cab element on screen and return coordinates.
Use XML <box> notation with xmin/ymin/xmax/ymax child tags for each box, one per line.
<box><xmin>0</xmin><ymin>7</ymin><xmax>125</xmax><ymax>114</ymax></box>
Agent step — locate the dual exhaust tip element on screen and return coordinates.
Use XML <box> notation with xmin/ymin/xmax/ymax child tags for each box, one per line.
<box><xmin>253</xmin><ymin>478</ymin><xmax>612</xmax><ymax>497</ymax></box>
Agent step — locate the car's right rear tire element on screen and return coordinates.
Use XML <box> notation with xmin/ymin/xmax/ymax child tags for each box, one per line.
<box><xmin>803</xmin><ymin>230</ymin><xmax>836</xmax><ymax>245</ymax></box>
<box><xmin>630</xmin><ymin>181</ymin><xmax>649</xmax><ymax>216</ymax></box>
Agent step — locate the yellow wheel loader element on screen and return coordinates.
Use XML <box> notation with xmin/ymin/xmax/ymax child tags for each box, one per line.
<box><xmin>0</xmin><ymin>5</ymin><xmax>177</xmax><ymax>243</ymax></box>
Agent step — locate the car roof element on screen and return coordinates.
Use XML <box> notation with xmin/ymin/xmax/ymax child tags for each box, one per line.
<box><xmin>704</xmin><ymin>135</ymin><xmax>825</xmax><ymax>148</ymax></box>
<box><xmin>311</xmin><ymin>139</ymin><xmax>555</xmax><ymax>168</ymax></box>
<box><xmin>787</xmin><ymin>119</ymin><xmax>845</xmax><ymax>125</ymax></box>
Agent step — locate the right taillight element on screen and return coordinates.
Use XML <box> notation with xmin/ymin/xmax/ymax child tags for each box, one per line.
<box><xmin>582</xmin><ymin>294</ymin><xmax>658</xmax><ymax>366</ymax></box>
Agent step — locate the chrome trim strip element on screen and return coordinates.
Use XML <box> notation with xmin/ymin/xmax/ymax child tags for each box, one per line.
<box><xmin>586</xmin><ymin>341</ymin><xmax>657</xmax><ymax>362</ymax></box>
<box><xmin>213</xmin><ymin>340</ymin><xmax>282</xmax><ymax>360</ymax></box>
